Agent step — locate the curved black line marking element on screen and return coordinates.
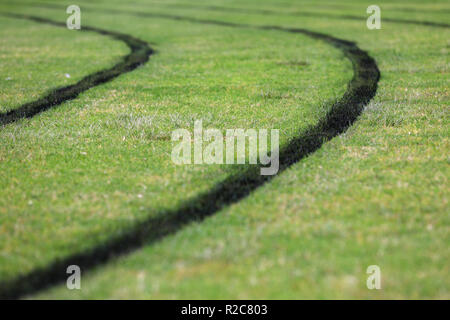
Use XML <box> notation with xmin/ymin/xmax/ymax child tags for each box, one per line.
<box><xmin>159</xmin><ymin>3</ymin><xmax>450</xmax><ymax>29</ymax></box>
<box><xmin>31</xmin><ymin>1</ymin><xmax>450</xmax><ymax>29</ymax></box>
<box><xmin>0</xmin><ymin>13</ymin><xmax>154</xmax><ymax>126</ymax></box>
<box><xmin>0</xmin><ymin>10</ymin><xmax>379</xmax><ymax>299</ymax></box>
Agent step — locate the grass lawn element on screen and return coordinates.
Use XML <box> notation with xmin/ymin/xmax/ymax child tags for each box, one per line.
<box><xmin>0</xmin><ymin>0</ymin><xmax>448</xmax><ymax>299</ymax></box>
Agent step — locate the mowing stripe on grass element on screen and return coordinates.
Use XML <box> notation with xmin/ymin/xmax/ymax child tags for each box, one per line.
<box><xmin>28</xmin><ymin>1</ymin><xmax>450</xmax><ymax>29</ymax></box>
<box><xmin>0</xmin><ymin>13</ymin><xmax>154</xmax><ymax>126</ymax></box>
<box><xmin>0</xmin><ymin>9</ymin><xmax>379</xmax><ymax>299</ymax></box>
<box><xmin>152</xmin><ymin>2</ymin><xmax>450</xmax><ymax>29</ymax></box>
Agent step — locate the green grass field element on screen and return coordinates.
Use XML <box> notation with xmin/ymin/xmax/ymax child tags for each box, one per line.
<box><xmin>0</xmin><ymin>0</ymin><xmax>448</xmax><ymax>299</ymax></box>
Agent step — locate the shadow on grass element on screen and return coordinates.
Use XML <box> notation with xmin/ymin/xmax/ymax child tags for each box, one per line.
<box><xmin>0</xmin><ymin>10</ymin><xmax>379</xmax><ymax>299</ymax></box>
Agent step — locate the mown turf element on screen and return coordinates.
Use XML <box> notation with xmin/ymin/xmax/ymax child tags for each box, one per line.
<box><xmin>0</xmin><ymin>0</ymin><xmax>448</xmax><ymax>299</ymax></box>
<box><xmin>0</xmin><ymin>15</ymin><xmax>129</xmax><ymax>113</ymax></box>
<box><xmin>0</xmin><ymin>0</ymin><xmax>352</xmax><ymax>292</ymax></box>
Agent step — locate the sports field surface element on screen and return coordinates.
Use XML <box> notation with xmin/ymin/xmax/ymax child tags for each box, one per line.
<box><xmin>0</xmin><ymin>0</ymin><xmax>448</xmax><ymax>299</ymax></box>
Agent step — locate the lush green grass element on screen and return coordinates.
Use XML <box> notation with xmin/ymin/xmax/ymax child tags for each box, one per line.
<box><xmin>0</xmin><ymin>16</ymin><xmax>129</xmax><ymax>113</ymax></box>
<box><xmin>0</xmin><ymin>0</ymin><xmax>448</xmax><ymax>299</ymax></box>
<box><xmin>0</xmin><ymin>0</ymin><xmax>351</xmax><ymax>285</ymax></box>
